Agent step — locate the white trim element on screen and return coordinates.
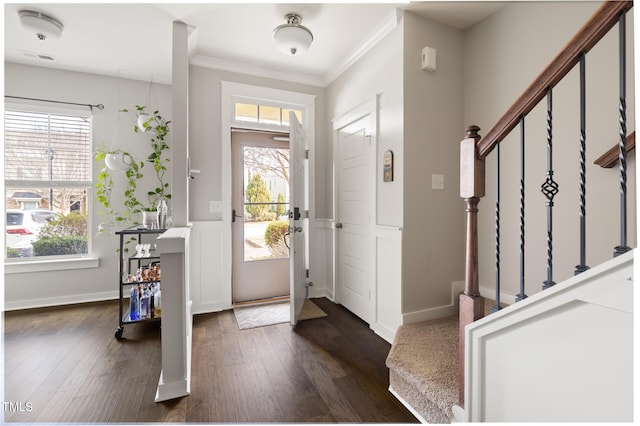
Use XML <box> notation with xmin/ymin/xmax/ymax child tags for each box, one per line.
<box><xmin>3</xmin><ymin>289</ymin><xmax>116</xmax><ymax>311</ymax></box>
<box><xmin>4</xmin><ymin>256</ymin><xmax>99</xmax><ymax>274</ymax></box>
<box><xmin>402</xmin><ymin>280</ymin><xmax>465</xmax><ymax>324</ymax></box>
<box><xmin>191</xmin><ymin>10</ymin><xmax>401</xmax><ymax>88</ymax></box>
<box><xmin>192</xmin><ymin>55</ymin><xmax>326</xmax><ymax>88</ymax></box>
<box><xmin>388</xmin><ymin>386</ymin><xmax>428</xmax><ymax>424</ymax></box>
<box><xmin>325</xmin><ymin>9</ymin><xmax>402</xmax><ymax>85</ymax></box>
<box><xmin>220</xmin><ymin>81</ymin><xmax>316</xmax><ymax>310</ymax></box>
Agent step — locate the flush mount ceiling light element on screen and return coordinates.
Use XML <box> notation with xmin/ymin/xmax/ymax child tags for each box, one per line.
<box><xmin>18</xmin><ymin>10</ymin><xmax>64</xmax><ymax>41</ymax></box>
<box><xmin>273</xmin><ymin>13</ymin><xmax>313</xmax><ymax>56</ymax></box>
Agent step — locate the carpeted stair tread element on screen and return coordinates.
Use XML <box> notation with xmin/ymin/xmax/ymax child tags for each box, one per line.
<box><xmin>386</xmin><ymin>316</ymin><xmax>458</xmax><ymax>423</ymax></box>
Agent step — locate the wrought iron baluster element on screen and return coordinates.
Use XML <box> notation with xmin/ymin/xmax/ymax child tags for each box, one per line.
<box><xmin>615</xmin><ymin>11</ymin><xmax>631</xmax><ymax>257</ymax></box>
<box><xmin>492</xmin><ymin>142</ymin><xmax>501</xmax><ymax>313</ymax></box>
<box><xmin>516</xmin><ymin>117</ymin><xmax>527</xmax><ymax>302</ymax></box>
<box><xmin>575</xmin><ymin>54</ymin><xmax>590</xmax><ymax>274</ymax></box>
<box><xmin>541</xmin><ymin>88</ymin><xmax>558</xmax><ymax>290</ymax></box>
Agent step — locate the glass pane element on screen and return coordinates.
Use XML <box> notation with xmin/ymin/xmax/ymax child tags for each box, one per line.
<box><xmin>242</xmin><ymin>146</ymin><xmax>290</xmax><ymax>261</ymax></box>
<box><xmin>259</xmin><ymin>105</ymin><xmax>281</xmax><ymax>125</ymax></box>
<box><xmin>5</xmin><ymin>186</ymin><xmax>89</xmax><ymax>258</ymax></box>
<box><xmin>234</xmin><ymin>103</ymin><xmax>258</xmax><ymax>122</ymax></box>
<box><xmin>282</xmin><ymin>109</ymin><xmax>303</xmax><ymax>125</ymax></box>
<box><xmin>5</xmin><ymin>110</ymin><xmax>91</xmax><ymax>182</ymax></box>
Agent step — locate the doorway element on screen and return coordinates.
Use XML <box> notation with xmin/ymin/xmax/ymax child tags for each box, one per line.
<box><xmin>231</xmin><ymin>129</ymin><xmax>290</xmax><ymax>303</ymax></box>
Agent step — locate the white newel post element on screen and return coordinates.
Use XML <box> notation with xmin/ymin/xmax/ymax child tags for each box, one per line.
<box><xmin>155</xmin><ymin>227</ymin><xmax>192</xmax><ymax>402</ymax></box>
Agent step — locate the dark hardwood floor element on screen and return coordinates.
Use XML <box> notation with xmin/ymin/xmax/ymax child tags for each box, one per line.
<box><xmin>3</xmin><ymin>297</ymin><xmax>417</xmax><ymax>423</ymax></box>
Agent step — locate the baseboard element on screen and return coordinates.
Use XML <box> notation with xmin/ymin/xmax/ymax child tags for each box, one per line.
<box><xmin>401</xmin><ymin>280</ymin><xmax>465</xmax><ymax>324</ymax></box>
<box><xmin>371</xmin><ymin>322</ymin><xmax>395</xmax><ymax>344</ymax></box>
<box><xmin>3</xmin><ymin>291</ymin><xmax>119</xmax><ymax>311</ymax></box>
<box><xmin>388</xmin><ymin>386</ymin><xmax>428</xmax><ymax>424</ymax></box>
<box><xmin>308</xmin><ymin>286</ymin><xmax>333</xmax><ymax>300</ymax></box>
<box><xmin>479</xmin><ymin>285</ymin><xmax>517</xmax><ymax>305</ymax></box>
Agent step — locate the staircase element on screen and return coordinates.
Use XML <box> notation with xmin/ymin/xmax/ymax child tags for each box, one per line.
<box><xmin>387</xmin><ymin>1</ymin><xmax>635</xmax><ymax>423</ymax></box>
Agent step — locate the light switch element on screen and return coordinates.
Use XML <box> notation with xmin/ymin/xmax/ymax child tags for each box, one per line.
<box><xmin>209</xmin><ymin>201</ymin><xmax>222</xmax><ymax>213</ymax></box>
<box><xmin>432</xmin><ymin>174</ymin><xmax>445</xmax><ymax>190</ymax></box>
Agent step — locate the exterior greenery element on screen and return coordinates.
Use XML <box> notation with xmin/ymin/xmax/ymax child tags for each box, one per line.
<box><xmin>264</xmin><ymin>220</ymin><xmax>290</xmax><ymax>258</ymax></box>
<box><xmin>32</xmin><ymin>212</ymin><xmax>88</xmax><ymax>256</ymax></box>
<box><xmin>245</xmin><ymin>172</ymin><xmax>272</xmax><ymax>221</ymax></box>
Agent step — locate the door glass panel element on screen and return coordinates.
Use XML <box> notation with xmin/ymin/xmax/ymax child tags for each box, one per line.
<box><xmin>243</xmin><ymin>146</ymin><xmax>290</xmax><ymax>261</ymax></box>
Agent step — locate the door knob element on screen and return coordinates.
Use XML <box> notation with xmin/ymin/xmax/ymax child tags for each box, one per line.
<box><xmin>335</xmin><ymin>222</ymin><xmax>343</xmax><ymax>229</ymax></box>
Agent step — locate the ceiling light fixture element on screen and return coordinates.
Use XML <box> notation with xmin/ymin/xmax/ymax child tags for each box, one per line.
<box><xmin>273</xmin><ymin>13</ymin><xmax>313</xmax><ymax>56</ymax></box>
<box><xmin>18</xmin><ymin>10</ymin><xmax>64</xmax><ymax>41</ymax></box>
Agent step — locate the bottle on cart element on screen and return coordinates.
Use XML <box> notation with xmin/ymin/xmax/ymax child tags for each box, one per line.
<box><xmin>154</xmin><ymin>284</ymin><xmax>161</xmax><ymax>318</ymax></box>
<box><xmin>129</xmin><ymin>285</ymin><xmax>139</xmax><ymax>320</ymax></box>
<box><xmin>140</xmin><ymin>284</ymin><xmax>151</xmax><ymax>319</ymax></box>
<box><xmin>150</xmin><ymin>283</ymin><xmax>156</xmax><ymax>318</ymax></box>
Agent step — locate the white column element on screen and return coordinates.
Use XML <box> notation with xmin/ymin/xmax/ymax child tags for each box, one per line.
<box><xmin>171</xmin><ymin>20</ymin><xmax>189</xmax><ymax>227</ymax></box>
<box><xmin>155</xmin><ymin>227</ymin><xmax>192</xmax><ymax>402</ymax></box>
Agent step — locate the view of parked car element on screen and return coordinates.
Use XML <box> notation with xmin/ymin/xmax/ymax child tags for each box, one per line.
<box><xmin>6</xmin><ymin>209</ymin><xmax>56</xmax><ymax>257</ymax></box>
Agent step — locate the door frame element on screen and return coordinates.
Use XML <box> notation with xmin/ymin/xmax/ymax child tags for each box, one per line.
<box><xmin>332</xmin><ymin>95</ymin><xmax>378</xmax><ymax>324</ymax></box>
<box><xmin>221</xmin><ymin>81</ymin><xmax>316</xmax><ymax>309</ymax></box>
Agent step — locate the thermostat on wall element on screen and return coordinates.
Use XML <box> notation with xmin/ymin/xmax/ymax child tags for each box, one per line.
<box><xmin>422</xmin><ymin>46</ymin><xmax>437</xmax><ymax>72</ymax></box>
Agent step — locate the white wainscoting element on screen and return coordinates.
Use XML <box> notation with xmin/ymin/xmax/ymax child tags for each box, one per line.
<box><xmin>310</xmin><ymin>219</ymin><xmax>334</xmax><ymax>299</ymax></box>
<box><xmin>189</xmin><ymin>221</ymin><xmax>230</xmax><ymax>314</ymax></box>
<box><xmin>372</xmin><ymin>226</ymin><xmax>403</xmax><ymax>343</ymax></box>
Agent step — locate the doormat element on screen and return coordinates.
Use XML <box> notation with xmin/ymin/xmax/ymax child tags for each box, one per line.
<box><xmin>233</xmin><ymin>299</ymin><xmax>327</xmax><ymax>330</ymax></box>
<box><xmin>233</xmin><ymin>301</ymin><xmax>289</xmax><ymax>330</ymax></box>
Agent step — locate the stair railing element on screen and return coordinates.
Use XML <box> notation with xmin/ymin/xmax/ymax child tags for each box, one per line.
<box><xmin>458</xmin><ymin>0</ymin><xmax>633</xmax><ymax>407</ymax></box>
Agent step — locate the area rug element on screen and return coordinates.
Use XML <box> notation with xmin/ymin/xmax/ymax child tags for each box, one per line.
<box><xmin>233</xmin><ymin>299</ymin><xmax>327</xmax><ymax>330</ymax></box>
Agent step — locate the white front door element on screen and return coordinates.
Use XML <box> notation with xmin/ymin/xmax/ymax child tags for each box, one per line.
<box><xmin>231</xmin><ymin>130</ymin><xmax>290</xmax><ymax>303</ymax></box>
<box><xmin>335</xmin><ymin>115</ymin><xmax>373</xmax><ymax>323</ymax></box>
<box><xmin>289</xmin><ymin>113</ymin><xmax>308</xmax><ymax>326</ymax></box>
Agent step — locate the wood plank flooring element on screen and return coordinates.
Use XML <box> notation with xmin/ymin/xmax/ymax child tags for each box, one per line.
<box><xmin>3</xmin><ymin>298</ymin><xmax>417</xmax><ymax>423</ymax></box>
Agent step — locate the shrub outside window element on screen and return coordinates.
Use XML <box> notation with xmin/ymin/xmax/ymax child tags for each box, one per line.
<box><xmin>4</xmin><ymin>104</ymin><xmax>91</xmax><ymax>259</ymax></box>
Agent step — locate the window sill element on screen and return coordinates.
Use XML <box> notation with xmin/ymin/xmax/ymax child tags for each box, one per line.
<box><xmin>5</xmin><ymin>257</ymin><xmax>100</xmax><ymax>274</ymax></box>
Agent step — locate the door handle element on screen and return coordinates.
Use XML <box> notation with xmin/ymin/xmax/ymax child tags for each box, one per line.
<box><xmin>335</xmin><ymin>222</ymin><xmax>343</xmax><ymax>229</ymax></box>
<box><xmin>294</xmin><ymin>226</ymin><xmax>303</xmax><ymax>233</ymax></box>
<box><xmin>232</xmin><ymin>209</ymin><xmax>243</xmax><ymax>223</ymax></box>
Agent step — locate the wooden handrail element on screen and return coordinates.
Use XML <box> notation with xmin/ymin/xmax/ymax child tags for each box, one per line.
<box><xmin>594</xmin><ymin>131</ymin><xmax>636</xmax><ymax>168</ymax></box>
<box><xmin>477</xmin><ymin>0</ymin><xmax>633</xmax><ymax>160</ymax></box>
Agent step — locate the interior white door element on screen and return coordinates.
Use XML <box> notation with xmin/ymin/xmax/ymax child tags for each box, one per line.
<box><xmin>289</xmin><ymin>113</ymin><xmax>308</xmax><ymax>326</ymax></box>
<box><xmin>336</xmin><ymin>115</ymin><xmax>372</xmax><ymax>323</ymax></box>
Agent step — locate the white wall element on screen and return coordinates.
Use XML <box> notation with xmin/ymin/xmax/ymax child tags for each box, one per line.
<box><xmin>4</xmin><ymin>63</ymin><xmax>171</xmax><ymax>308</ymax></box>
<box><xmin>464</xmin><ymin>2</ymin><xmax>636</xmax><ymax>301</ymax></box>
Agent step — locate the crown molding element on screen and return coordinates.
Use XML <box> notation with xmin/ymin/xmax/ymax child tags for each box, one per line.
<box><xmin>324</xmin><ymin>8</ymin><xmax>403</xmax><ymax>86</ymax></box>
<box><xmin>190</xmin><ymin>55</ymin><xmax>326</xmax><ymax>88</ymax></box>
<box><xmin>191</xmin><ymin>8</ymin><xmax>403</xmax><ymax>88</ymax></box>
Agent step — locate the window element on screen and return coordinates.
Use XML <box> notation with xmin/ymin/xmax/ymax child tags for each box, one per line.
<box><xmin>4</xmin><ymin>104</ymin><xmax>91</xmax><ymax>259</ymax></box>
<box><xmin>234</xmin><ymin>102</ymin><xmax>302</xmax><ymax>127</ymax></box>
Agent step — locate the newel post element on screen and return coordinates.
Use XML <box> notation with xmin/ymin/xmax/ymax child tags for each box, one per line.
<box><xmin>458</xmin><ymin>125</ymin><xmax>485</xmax><ymax>407</ymax></box>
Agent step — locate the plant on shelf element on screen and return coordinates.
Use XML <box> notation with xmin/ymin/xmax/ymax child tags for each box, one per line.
<box><xmin>95</xmin><ymin>106</ymin><xmax>171</xmax><ymax>236</ymax></box>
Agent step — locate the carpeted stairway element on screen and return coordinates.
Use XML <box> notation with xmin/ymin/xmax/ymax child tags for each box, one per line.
<box><xmin>386</xmin><ymin>302</ymin><xmax>501</xmax><ymax>423</ymax></box>
<box><xmin>386</xmin><ymin>316</ymin><xmax>458</xmax><ymax>423</ymax></box>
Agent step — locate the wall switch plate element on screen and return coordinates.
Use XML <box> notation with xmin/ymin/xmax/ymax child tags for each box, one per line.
<box><xmin>209</xmin><ymin>201</ymin><xmax>222</xmax><ymax>213</ymax></box>
<box><xmin>432</xmin><ymin>174</ymin><xmax>445</xmax><ymax>190</ymax></box>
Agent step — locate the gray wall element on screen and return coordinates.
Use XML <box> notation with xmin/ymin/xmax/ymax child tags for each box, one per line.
<box><xmin>4</xmin><ymin>63</ymin><xmax>171</xmax><ymax>305</ymax></box>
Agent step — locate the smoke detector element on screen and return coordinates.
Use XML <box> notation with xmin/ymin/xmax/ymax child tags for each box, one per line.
<box><xmin>18</xmin><ymin>10</ymin><xmax>64</xmax><ymax>41</ymax></box>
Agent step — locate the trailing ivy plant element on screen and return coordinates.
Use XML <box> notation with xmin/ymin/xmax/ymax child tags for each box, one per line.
<box><xmin>94</xmin><ymin>106</ymin><xmax>171</xmax><ymax>236</ymax></box>
<box><xmin>94</xmin><ymin>146</ymin><xmax>143</xmax><ymax>235</ymax></box>
<box><xmin>132</xmin><ymin>105</ymin><xmax>172</xmax><ymax>210</ymax></box>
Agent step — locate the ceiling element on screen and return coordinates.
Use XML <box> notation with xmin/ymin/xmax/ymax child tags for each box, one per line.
<box><xmin>4</xmin><ymin>2</ymin><xmax>505</xmax><ymax>87</ymax></box>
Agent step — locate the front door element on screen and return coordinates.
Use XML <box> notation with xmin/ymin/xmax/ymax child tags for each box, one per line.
<box><xmin>289</xmin><ymin>113</ymin><xmax>308</xmax><ymax>326</ymax></box>
<box><xmin>335</xmin><ymin>114</ymin><xmax>373</xmax><ymax>323</ymax></box>
<box><xmin>231</xmin><ymin>130</ymin><xmax>290</xmax><ymax>303</ymax></box>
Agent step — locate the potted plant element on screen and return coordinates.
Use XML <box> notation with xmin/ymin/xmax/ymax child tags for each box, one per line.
<box><xmin>95</xmin><ymin>106</ymin><xmax>171</xmax><ymax>235</ymax></box>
